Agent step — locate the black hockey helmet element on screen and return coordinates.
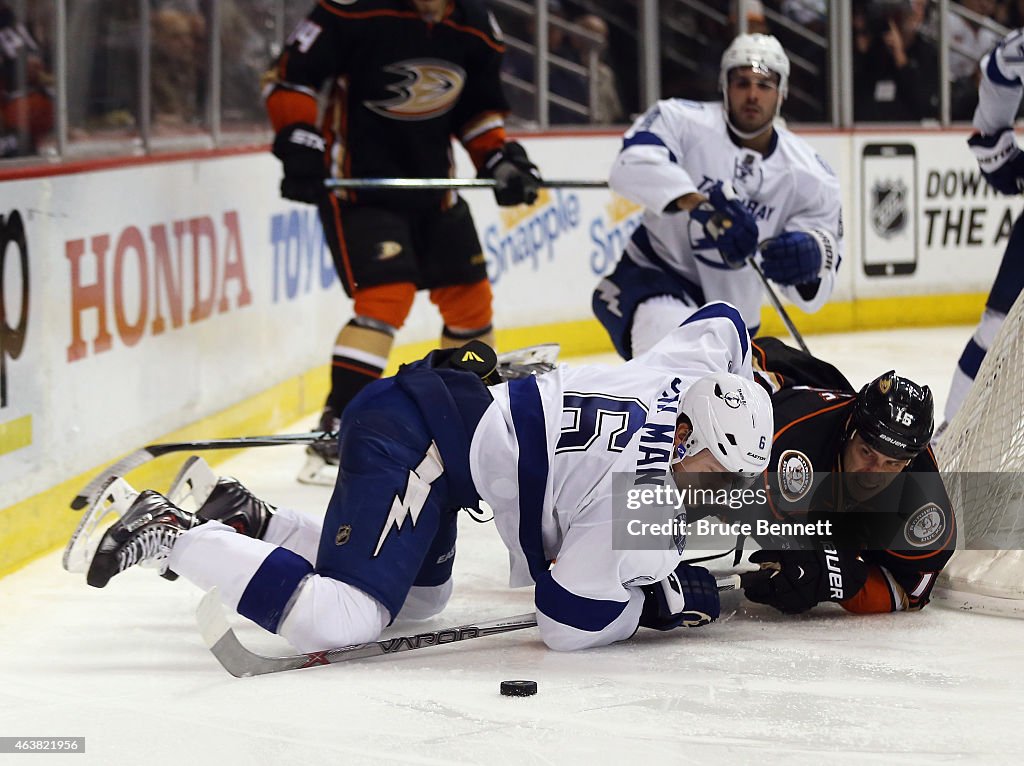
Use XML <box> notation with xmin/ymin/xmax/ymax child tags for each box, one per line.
<box><xmin>848</xmin><ymin>371</ymin><xmax>933</xmax><ymax>460</ymax></box>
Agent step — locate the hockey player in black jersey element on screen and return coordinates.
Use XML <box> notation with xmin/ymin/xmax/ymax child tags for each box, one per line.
<box><xmin>741</xmin><ymin>338</ymin><xmax>955</xmax><ymax>615</ymax></box>
<box><xmin>264</xmin><ymin>0</ymin><xmax>542</xmax><ymax>484</ymax></box>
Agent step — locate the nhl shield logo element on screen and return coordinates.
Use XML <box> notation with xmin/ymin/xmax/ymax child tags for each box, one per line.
<box><xmin>870</xmin><ymin>180</ymin><xmax>908</xmax><ymax>239</ymax></box>
<box><xmin>335</xmin><ymin>524</ymin><xmax>352</xmax><ymax>546</ymax></box>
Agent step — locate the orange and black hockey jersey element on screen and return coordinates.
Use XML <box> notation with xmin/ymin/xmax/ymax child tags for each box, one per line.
<box><xmin>264</xmin><ymin>0</ymin><xmax>509</xmax><ymax>208</ymax></box>
<box><xmin>752</xmin><ymin>338</ymin><xmax>956</xmax><ymax>613</ymax></box>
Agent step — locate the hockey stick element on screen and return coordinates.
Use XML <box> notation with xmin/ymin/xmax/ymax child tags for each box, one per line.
<box><xmin>71</xmin><ymin>345</ymin><xmax>561</xmax><ymax>507</ymax></box>
<box><xmin>324</xmin><ymin>177</ymin><xmax>608</xmax><ymax>190</ymax></box>
<box><xmin>196</xmin><ymin>575</ymin><xmax>744</xmax><ymax>677</ymax></box>
<box><xmin>747</xmin><ymin>257</ymin><xmax>811</xmax><ymax>355</ymax></box>
<box><xmin>69</xmin><ymin>431</ymin><xmax>334</xmax><ymax>510</ymax></box>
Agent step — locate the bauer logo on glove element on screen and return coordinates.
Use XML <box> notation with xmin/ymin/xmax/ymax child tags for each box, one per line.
<box><xmin>759</xmin><ymin>228</ymin><xmax>836</xmax><ymax>286</ymax></box>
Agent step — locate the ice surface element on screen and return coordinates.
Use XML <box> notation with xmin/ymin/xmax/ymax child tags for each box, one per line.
<box><xmin>3</xmin><ymin>327</ymin><xmax>1023</xmax><ymax>765</ymax></box>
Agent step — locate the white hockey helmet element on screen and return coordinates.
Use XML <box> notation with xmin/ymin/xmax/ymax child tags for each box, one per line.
<box><xmin>719</xmin><ymin>33</ymin><xmax>790</xmax><ymax>99</ymax></box>
<box><xmin>679</xmin><ymin>372</ymin><xmax>773</xmax><ymax>479</ymax></box>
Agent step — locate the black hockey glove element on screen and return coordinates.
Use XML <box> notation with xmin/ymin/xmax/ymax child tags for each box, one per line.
<box><xmin>638</xmin><ymin>563</ymin><xmax>720</xmax><ymax>630</ymax></box>
<box><xmin>423</xmin><ymin>339</ymin><xmax>502</xmax><ymax>385</ymax></box>
<box><xmin>688</xmin><ymin>181</ymin><xmax>759</xmax><ymax>268</ymax></box>
<box><xmin>743</xmin><ymin>545</ymin><xmax>868</xmax><ymax>614</ymax></box>
<box><xmin>480</xmin><ymin>141</ymin><xmax>542</xmax><ymax>206</ymax></box>
<box><xmin>968</xmin><ymin>128</ymin><xmax>1024</xmax><ymax>196</ymax></box>
<box><xmin>272</xmin><ymin>122</ymin><xmax>326</xmax><ymax>204</ymax></box>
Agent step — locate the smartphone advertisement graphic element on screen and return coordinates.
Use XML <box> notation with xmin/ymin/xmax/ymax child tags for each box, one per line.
<box><xmin>861</xmin><ymin>143</ymin><xmax>918</xmax><ymax>276</ymax></box>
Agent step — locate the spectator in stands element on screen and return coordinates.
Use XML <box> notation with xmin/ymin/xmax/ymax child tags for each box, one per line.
<box><xmin>996</xmin><ymin>0</ymin><xmax>1024</xmax><ymax>28</ymax></box>
<box><xmin>219</xmin><ymin>1</ymin><xmax>273</xmax><ymax>129</ymax></box>
<box><xmin>854</xmin><ymin>0</ymin><xmax>940</xmax><ymax>122</ymax></box>
<box><xmin>779</xmin><ymin>0</ymin><xmax>828</xmax><ymax>34</ymax></box>
<box><xmin>569</xmin><ymin>13</ymin><xmax>624</xmax><ymax>124</ymax></box>
<box><xmin>151</xmin><ymin>4</ymin><xmax>207</xmax><ymax>128</ymax></box>
<box><xmin>0</xmin><ymin>1</ymin><xmax>53</xmax><ymax>157</ymax></box>
<box><xmin>774</xmin><ymin>0</ymin><xmax>830</xmax><ymax>122</ymax></box>
<box><xmin>730</xmin><ymin>0</ymin><xmax>770</xmax><ymax>34</ymax></box>
<box><xmin>503</xmin><ymin>0</ymin><xmax>588</xmax><ymax>124</ymax></box>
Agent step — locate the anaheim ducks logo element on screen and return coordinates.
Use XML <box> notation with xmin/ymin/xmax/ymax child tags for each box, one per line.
<box><xmin>374</xmin><ymin>241</ymin><xmax>403</xmax><ymax>261</ymax></box>
<box><xmin>903</xmin><ymin>503</ymin><xmax>946</xmax><ymax>548</ymax></box>
<box><xmin>365</xmin><ymin>59</ymin><xmax>466</xmax><ymax>121</ymax></box>
<box><xmin>777</xmin><ymin>449</ymin><xmax>813</xmax><ymax>502</ymax></box>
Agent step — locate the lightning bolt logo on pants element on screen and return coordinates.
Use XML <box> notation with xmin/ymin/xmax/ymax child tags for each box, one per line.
<box><xmin>596</xmin><ymin>278</ymin><xmax>622</xmax><ymax>318</ymax></box>
<box><xmin>373</xmin><ymin>442</ymin><xmax>444</xmax><ymax>557</ymax></box>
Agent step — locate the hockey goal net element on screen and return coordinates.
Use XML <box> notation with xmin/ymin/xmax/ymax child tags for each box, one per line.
<box><xmin>933</xmin><ymin>288</ymin><xmax>1024</xmax><ymax>614</ymax></box>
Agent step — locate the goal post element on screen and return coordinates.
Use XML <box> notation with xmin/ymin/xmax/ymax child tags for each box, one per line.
<box><xmin>933</xmin><ymin>288</ymin><xmax>1024</xmax><ymax>613</ymax></box>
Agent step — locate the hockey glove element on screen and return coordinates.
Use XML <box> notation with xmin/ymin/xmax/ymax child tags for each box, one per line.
<box><xmin>480</xmin><ymin>141</ymin><xmax>542</xmax><ymax>206</ymax></box>
<box><xmin>272</xmin><ymin>122</ymin><xmax>327</xmax><ymax>204</ymax></box>
<box><xmin>743</xmin><ymin>545</ymin><xmax>868</xmax><ymax>615</ymax></box>
<box><xmin>968</xmin><ymin>128</ymin><xmax>1024</xmax><ymax>196</ymax></box>
<box><xmin>759</xmin><ymin>230</ymin><xmax>832</xmax><ymax>286</ymax></box>
<box><xmin>638</xmin><ymin>563</ymin><xmax>721</xmax><ymax>630</ymax></box>
<box><xmin>688</xmin><ymin>181</ymin><xmax>759</xmax><ymax>268</ymax></box>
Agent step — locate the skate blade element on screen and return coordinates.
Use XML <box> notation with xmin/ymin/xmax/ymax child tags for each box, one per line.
<box><xmin>167</xmin><ymin>455</ymin><xmax>219</xmax><ymax>511</ymax></box>
<box><xmin>496</xmin><ymin>343</ymin><xmax>560</xmax><ymax>367</ymax></box>
<box><xmin>63</xmin><ymin>476</ymin><xmax>140</xmax><ymax>574</ymax></box>
<box><xmin>496</xmin><ymin>343</ymin><xmax>560</xmax><ymax>380</ymax></box>
<box><xmin>296</xmin><ymin>451</ymin><xmax>338</xmax><ymax>486</ymax></box>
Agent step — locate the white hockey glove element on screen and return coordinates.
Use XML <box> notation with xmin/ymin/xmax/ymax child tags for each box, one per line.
<box><xmin>759</xmin><ymin>228</ymin><xmax>837</xmax><ymax>286</ymax></box>
<box><xmin>638</xmin><ymin>563</ymin><xmax>720</xmax><ymax>630</ymax></box>
<box><xmin>968</xmin><ymin>128</ymin><xmax>1024</xmax><ymax>195</ymax></box>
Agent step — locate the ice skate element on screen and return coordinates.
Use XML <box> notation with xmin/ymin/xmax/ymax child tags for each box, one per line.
<box><xmin>86</xmin><ymin>480</ymin><xmax>197</xmax><ymax>589</ymax></box>
<box><xmin>195</xmin><ymin>475</ymin><xmax>275</xmax><ymax>539</ymax></box>
<box><xmin>496</xmin><ymin>343</ymin><xmax>560</xmax><ymax>380</ymax></box>
<box><xmin>166</xmin><ymin>454</ymin><xmax>219</xmax><ymax>509</ymax></box>
<box><xmin>168</xmin><ymin>455</ymin><xmax>274</xmax><ymax>537</ymax></box>
<box><xmin>297</xmin><ymin>406</ymin><xmax>340</xmax><ymax>486</ymax></box>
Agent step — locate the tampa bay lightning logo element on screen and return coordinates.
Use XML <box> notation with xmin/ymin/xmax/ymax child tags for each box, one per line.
<box><xmin>733</xmin><ymin>152</ymin><xmax>764</xmax><ymax>196</ymax></box>
<box><xmin>714</xmin><ymin>383</ymin><xmax>745</xmax><ymax>409</ymax></box>
<box><xmin>870</xmin><ymin>180</ymin><xmax>907</xmax><ymax>239</ymax></box>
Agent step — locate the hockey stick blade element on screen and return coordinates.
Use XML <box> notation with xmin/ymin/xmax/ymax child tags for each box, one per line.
<box><xmin>196</xmin><ymin>588</ymin><xmax>538</xmax><ymax>678</ymax></box>
<box><xmin>70</xmin><ymin>431</ymin><xmax>334</xmax><ymax>510</ymax></box>
<box><xmin>196</xmin><ymin>576</ymin><xmax>744</xmax><ymax>677</ymax></box>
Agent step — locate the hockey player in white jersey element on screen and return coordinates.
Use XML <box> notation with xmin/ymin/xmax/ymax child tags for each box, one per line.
<box><xmin>941</xmin><ymin>27</ymin><xmax>1024</xmax><ymax>429</ymax></box>
<box><xmin>79</xmin><ymin>302</ymin><xmax>772</xmax><ymax>654</ymax></box>
<box><xmin>594</xmin><ymin>33</ymin><xmax>843</xmax><ymax>360</ymax></box>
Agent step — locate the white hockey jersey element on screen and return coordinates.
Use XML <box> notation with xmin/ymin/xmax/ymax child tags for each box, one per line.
<box><xmin>974</xmin><ymin>28</ymin><xmax>1024</xmax><ymax>134</ymax></box>
<box><xmin>469</xmin><ymin>302</ymin><xmax>755</xmax><ymax>651</ymax></box>
<box><xmin>609</xmin><ymin>99</ymin><xmax>844</xmax><ymax>332</ymax></box>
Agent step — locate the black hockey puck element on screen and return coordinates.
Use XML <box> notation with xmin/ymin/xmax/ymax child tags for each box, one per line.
<box><xmin>500</xmin><ymin>679</ymin><xmax>538</xmax><ymax>697</ymax></box>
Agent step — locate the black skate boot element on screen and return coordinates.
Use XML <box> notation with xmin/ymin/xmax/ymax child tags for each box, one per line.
<box><xmin>196</xmin><ymin>477</ymin><xmax>275</xmax><ymax>539</ymax></box>
<box><xmin>86</xmin><ymin>488</ymin><xmax>197</xmax><ymax>589</ymax></box>
<box><xmin>297</xmin><ymin>405</ymin><xmax>341</xmax><ymax>486</ymax></box>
